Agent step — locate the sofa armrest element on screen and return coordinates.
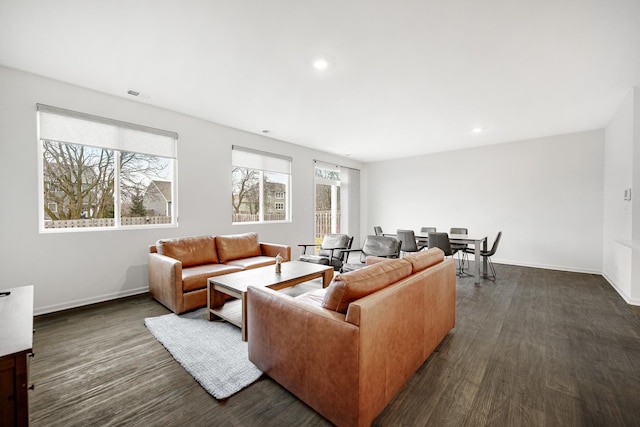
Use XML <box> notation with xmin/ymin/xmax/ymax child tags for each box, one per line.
<box><xmin>247</xmin><ymin>286</ymin><xmax>360</xmax><ymax>426</ymax></box>
<box><xmin>260</xmin><ymin>242</ymin><xmax>291</xmax><ymax>261</ymax></box>
<box><xmin>148</xmin><ymin>252</ymin><xmax>183</xmax><ymax>313</ymax></box>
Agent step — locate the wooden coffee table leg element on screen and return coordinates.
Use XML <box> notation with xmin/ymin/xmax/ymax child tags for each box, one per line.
<box><xmin>322</xmin><ymin>268</ymin><xmax>334</xmax><ymax>288</ymax></box>
<box><xmin>208</xmin><ymin>280</ymin><xmax>228</xmax><ymax>321</ymax></box>
<box><xmin>241</xmin><ymin>292</ymin><xmax>248</xmax><ymax>341</ymax></box>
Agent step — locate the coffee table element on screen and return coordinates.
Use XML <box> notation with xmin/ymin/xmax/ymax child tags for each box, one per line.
<box><xmin>207</xmin><ymin>261</ymin><xmax>334</xmax><ymax>341</ymax></box>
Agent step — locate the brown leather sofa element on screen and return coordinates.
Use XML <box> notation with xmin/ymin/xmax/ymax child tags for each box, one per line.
<box><xmin>148</xmin><ymin>232</ymin><xmax>291</xmax><ymax>314</ymax></box>
<box><xmin>247</xmin><ymin>248</ymin><xmax>456</xmax><ymax>427</ymax></box>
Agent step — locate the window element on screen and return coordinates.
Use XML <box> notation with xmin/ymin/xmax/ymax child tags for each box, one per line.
<box><xmin>314</xmin><ymin>161</ymin><xmax>360</xmax><ymax>243</ymax></box>
<box><xmin>232</xmin><ymin>145</ymin><xmax>291</xmax><ymax>223</ymax></box>
<box><xmin>37</xmin><ymin>104</ymin><xmax>178</xmax><ymax>231</ymax></box>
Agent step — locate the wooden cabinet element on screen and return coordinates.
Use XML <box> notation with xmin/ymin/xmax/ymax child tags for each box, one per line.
<box><xmin>0</xmin><ymin>286</ymin><xmax>33</xmax><ymax>427</ymax></box>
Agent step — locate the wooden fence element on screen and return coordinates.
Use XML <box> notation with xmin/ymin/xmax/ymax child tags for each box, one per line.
<box><xmin>231</xmin><ymin>210</ymin><xmax>338</xmax><ymax>241</ymax></box>
<box><xmin>44</xmin><ymin>216</ymin><xmax>172</xmax><ymax>229</ymax></box>
<box><xmin>46</xmin><ymin>211</ymin><xmax>338</xmax><ymax>233</ymax></box>
<box><xmin>315</xmin><ymin>211</ymin><xmax>340</xmax><ymax>240</ymax></box>
<box><xmin>232</xmin><ymin>213</ymin><xmax>287</xmax><ymax>223</ymax></box>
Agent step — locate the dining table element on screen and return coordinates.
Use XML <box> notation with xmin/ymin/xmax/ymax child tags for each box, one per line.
<box><xmin>415</xmin><ymin>233</ymin><xmax>488</xmax><ymax>283</ymax></box>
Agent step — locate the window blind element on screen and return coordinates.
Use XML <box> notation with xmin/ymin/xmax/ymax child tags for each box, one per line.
<box><xmin>37</xmin><ymin>104</ymin><xmax>178</xmax><ymax>158</ymax></box>
<box><xmin>232</xmin><ymin>145</ymin><xmax>291</xmax><ymax>174</ymax></box>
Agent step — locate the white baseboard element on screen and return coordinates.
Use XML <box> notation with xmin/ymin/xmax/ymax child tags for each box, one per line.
<box><xmin>34</xmin><ymin>286</ymin><xmax>149</xmax><ymax>316</ymax></box>
<box><xmin>602</xmin><ymin>273</ymin><xmax>640</xmax><ymax>306</ymax></box>
<box><xmin>482</xmin><ymin>258</ymin><xmax>639</xmax><ymax>306</ymax></box>
<box><xmin>486</xmin><ymin>258</ymin><xmax>602</xmax><ymax>275</ymax></box>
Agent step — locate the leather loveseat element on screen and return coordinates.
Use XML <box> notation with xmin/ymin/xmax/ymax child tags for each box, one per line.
<box><xmin>247</xmin><ymin>248</ymin><xmax>456</xmax><ymax>427</ymax></box>
<box><xmin>148</xmin><ymin>232</ymin><xmax>290</xmax><ymax>314</ymax></box>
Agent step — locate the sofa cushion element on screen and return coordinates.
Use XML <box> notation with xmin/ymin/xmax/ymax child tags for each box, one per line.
<box><xmin>181</xmin><ymin>263</ymin><xmax>242</xmax><ymax>292</ymax></box>
<box><xmin>216</xmin><ymin>232</ymin><xmax>262</xmax><ymax>263</ymax></box>
<box><xmin>402</xmin><ymin>248</ymin><xmax>444</xmax><ymax>273</ymax></box>
<box><xmin>322</xmin><ymin>258</ymin><xmax>412</xmax><ymax>313</ymax></box>
<box><xmin>295</xmin><ymin>288</ymin><xmax>327</xmax><ymax>308</ymax></box>
<box><xmin>156</xmin><ymin>235</ymin><xmax>218</xmax><ymax>268</ymax></box>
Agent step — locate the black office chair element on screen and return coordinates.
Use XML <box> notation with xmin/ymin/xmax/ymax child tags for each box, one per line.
<box><xmin>298</xmin><ymin>233</ymin><xmax>353</xmax><ymax>270</ymax></box>
<box><xmin>396</xmin><ymin>229</ymin><xmax>427</xmax><ymax>256</ymax></box>
<box><xmin>428</xmin><ymin>232</ymin><xmax>467</xmax><ymax>277</ymax></box>
<box><xmin>464</xmin><ymin>231</ymin><xmax>502</xmax><ymax>281</ymax></box>
<box><xmin>450</xmin><ymin>227</ymin><xmax>470</xmax><ymax>275</ymax></box>
<box><xmin>374</xmin><ymin>226</ymin><xmax>384</xmax><ymax>236</ymax></box>
<box><xmin>341</xmin><ymin>235</ymin><xmax>402</xmax><ymax>272</ymax></box>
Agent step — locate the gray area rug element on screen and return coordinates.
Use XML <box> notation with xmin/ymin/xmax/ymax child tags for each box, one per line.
<box><xmin>144</xmin><ymin>308</ymin><xmax>263</xmax><ymax>399</ymax></box>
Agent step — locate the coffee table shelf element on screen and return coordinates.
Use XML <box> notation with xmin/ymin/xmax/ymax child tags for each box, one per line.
<box><xmin>207</xmin><ymin>261</ymin><xmax>333</xmax><ymax>341</ymax></box>
<box><xmin>209</xmin><ymin>298</ymin><xmax>242</xmax><ymax>328</ymax></box>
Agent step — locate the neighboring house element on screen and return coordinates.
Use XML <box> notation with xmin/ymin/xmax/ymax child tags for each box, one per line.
<box><xmin>144</xmin><ymin>180</ymin><xmax>172</xmax><ymax>216</ymax></box>
<box><xmin>264</xmin><ymin>182</ymin><xmax>286</xmax><ymax>215</ymax></box>
<box><xmin>232</xmin><ymin>182</ymin><xmax>286</xmax><ymax>219</ymax></box>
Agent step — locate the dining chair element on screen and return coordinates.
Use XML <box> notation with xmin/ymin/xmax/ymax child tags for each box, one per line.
<box><xmin>418</xmin><ymin>227</ymin><xmax>435</xmax><ymax>246</ymax></box>
<box><xmin>427</xmin><ymin>232</ymin><xmax>455</xmax><ymax>258</ymax></box>
<box><xmin>428</xmin><ymin>232</ymin><xmax>467</xmax><ymax>277</ymax></box>
<box><xmin>450</xmin><ymin>227</ymin><xmax>469</xmax><ymax>275</ymax></box>
<box><xmin>396</xmin><ymin>229</ymin><xmax>426</xmax><ymax>256</ymax></box>
<box><xmin>464</xmin><ymin>231</ymin><xmax>502</xmax><ymax>281</ymax></box>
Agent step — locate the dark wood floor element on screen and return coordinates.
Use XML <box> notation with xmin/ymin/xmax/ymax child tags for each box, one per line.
<box><xmin>29</xmin><ymin>264</ymin><xmax>640</xmax><ymax>426</ymax></box>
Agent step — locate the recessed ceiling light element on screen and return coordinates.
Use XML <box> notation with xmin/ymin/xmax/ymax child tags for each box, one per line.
<box><xmin>312</xmin><ymin>58</ymin><xmax>329</xmax><ymax>70</ymax></box>
<box><xmin>472</xmin><ymin>127</ymin><xmax>484</xmax><ymax>133</ymax></box>
<box><xmin>262</xmin><ymin>130</ymin><xmax>270</xmax><ymax>134</ymax></box>
<box><xmin>127</xmin><ymin>90</ymin><xmax>140</xmax><ymax>97</ymax></box>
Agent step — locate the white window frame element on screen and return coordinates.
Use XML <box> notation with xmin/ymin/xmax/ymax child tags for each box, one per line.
<box><xmin>231</xmin><ymin>145</ymin><xmax>291</xmax><ymax>224</ymax></box>
<box><xmin>37</xmin><ymin>104</ymin><xmax>179</xmax><ymax>233</ymax></box>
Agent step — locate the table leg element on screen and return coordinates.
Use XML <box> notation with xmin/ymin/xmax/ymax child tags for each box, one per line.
<box><xmin>322</xmin><ymin>268</ymin><xmax>334</xmax><ymax>288</ymax></box>
<box><xmin>482</xmin><ymin>238</ymin><xmax>488</xmax><ymax>278</ymax></box>
<box><xmin>207</xmin><ymin>280</ymin><xmax>228</xmax><ymax>321</ymax></box>
<box><xmin>241</xmin><ymin>292</ymin><xmax>248</xmax><ymax>341</ymax></box>
<box><xmin>474</xmin><ymin>241</ymin><xmax>481</xmax><ymax>284</ymax></box>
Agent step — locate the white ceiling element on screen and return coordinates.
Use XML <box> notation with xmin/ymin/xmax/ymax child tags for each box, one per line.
<box><xmin>1</xmin><ymin>0</ymin><xmax>640</xmax><ymax>162</ymax></box>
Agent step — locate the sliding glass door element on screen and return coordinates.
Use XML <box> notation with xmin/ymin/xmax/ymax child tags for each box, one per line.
<box><xmin>314</xmin><ymin>161</ymin><xmax>360</xmax><ymax>246</ymax></box>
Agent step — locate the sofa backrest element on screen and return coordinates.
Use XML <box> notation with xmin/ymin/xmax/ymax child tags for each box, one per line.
<box><xmin>402</xmin><ymin>248</ymin><xmax>444</xmax><ymax>273</ymax></box>
<box><xmin>322</xmin><ymin>258</ymin><xmax>412</xmax><ymax>313</ymax></box>
<box><xmin>216</xmin><ymin>232</ymin><xmax>262</xmax><ymax>263</ymax></box>
<box><xmin>156</xmin><ymin>235</ymin><xmax>218</xmax><ymax>267</ymax></box>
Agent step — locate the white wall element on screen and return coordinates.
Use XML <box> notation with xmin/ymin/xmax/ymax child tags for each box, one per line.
<box><xmin>365</xmin><ymin>130</ymin><xmax>605</xmax><ymax>273</ymax></box>
<box><xmin>0</xmin><ymin>66</ymin><xmax>361</xmax><ymax>314</ymax></box>
<box><xmin>603</xmin><ymin>87</ymin><xmax>640</xmax><ymax>304</ymax></box>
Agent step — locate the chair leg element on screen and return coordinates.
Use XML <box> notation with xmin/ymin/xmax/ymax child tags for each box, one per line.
<box><xmin>456</xmin><ymin>251</ymin><xmax>471</xmax><ymax>277</ymax></box>
<box><xmin>483</xmin><ymin>256</ymin><xmax>496</xmax><ymax>281</ymax></box>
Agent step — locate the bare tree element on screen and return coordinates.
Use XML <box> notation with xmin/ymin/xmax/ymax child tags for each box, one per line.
<box><xmin>232</xmin><ymin>167</ymin><xmax>259</xmax><ymax>214</ymax></box>
<box><xmin>43</xmin><ymin>141</ymin><xmax>168</xmax><ymax>221</ymax></box>
<box><xmin>315</xmin><ymin>168</ymin><xmax>340</xmax><ymax>211</ymax></box>
<box><xmin>120</xmin><ymin>151</ymin><xmax>168</xmax><ymax>217</ymax></box>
